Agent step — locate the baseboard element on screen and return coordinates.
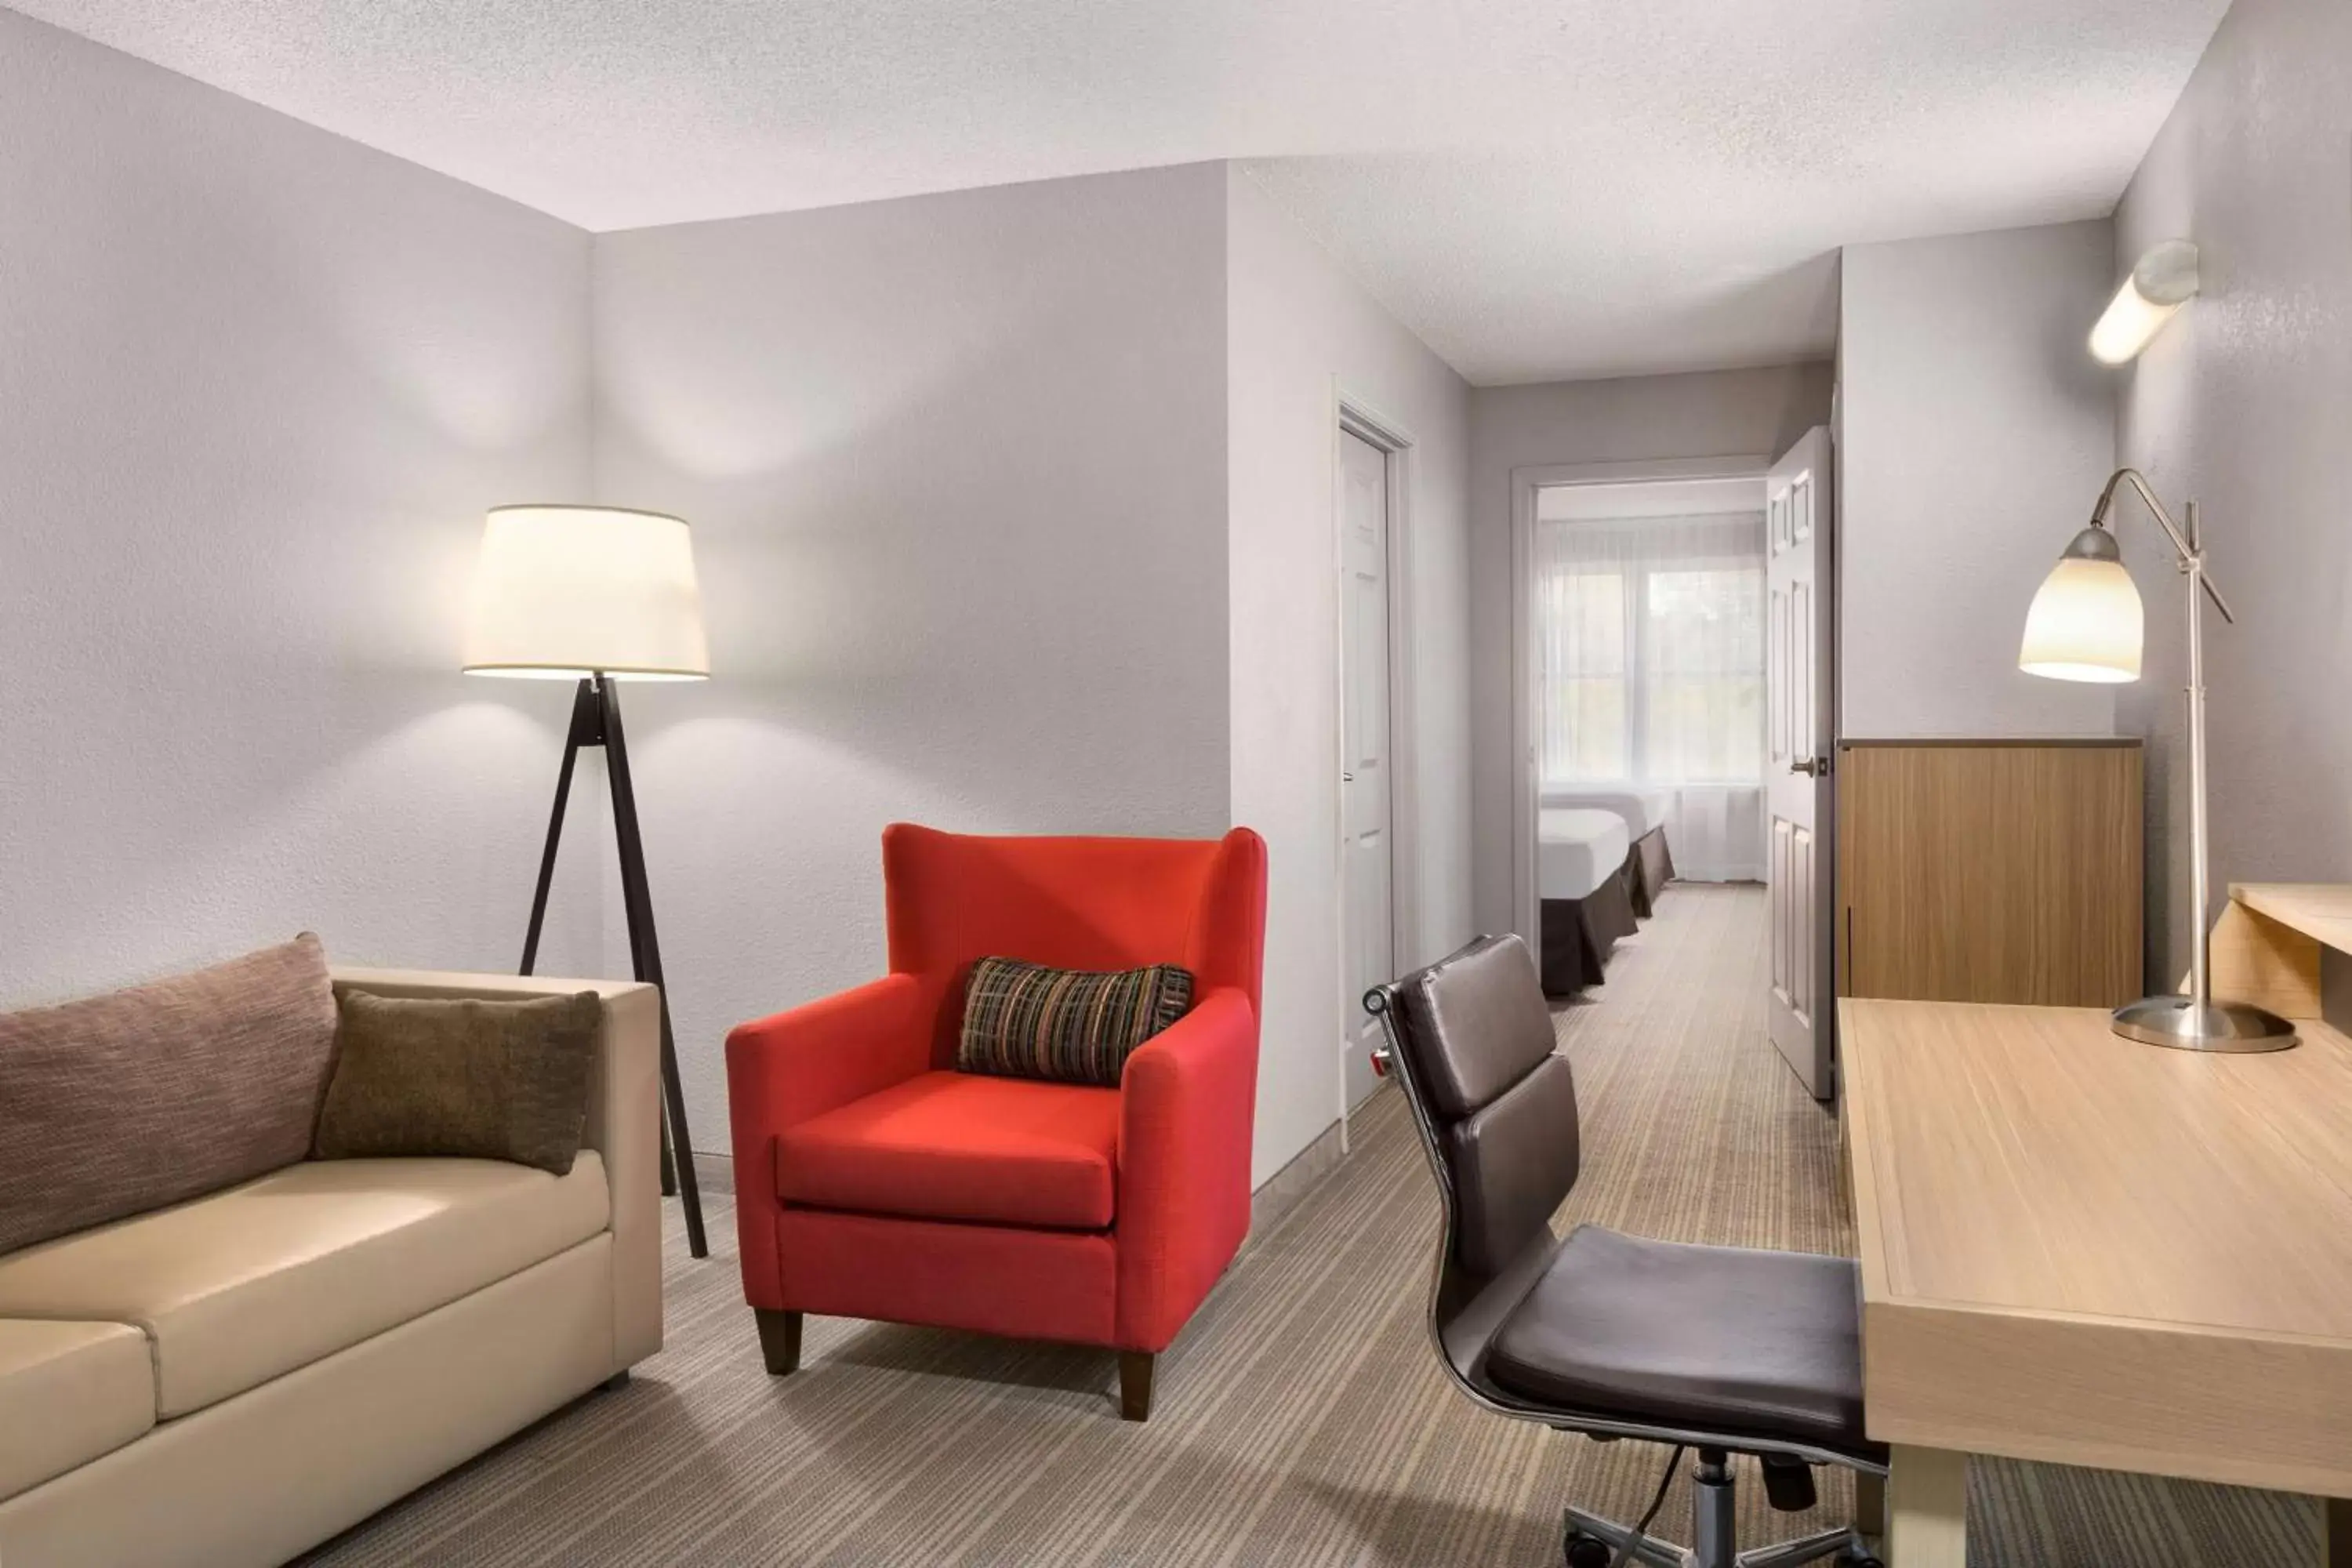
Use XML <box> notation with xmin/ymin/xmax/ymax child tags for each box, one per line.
<box><xmin>690</xmin><ymin>1150</ymin><xmax>734</xmax><ymax>1197</ymax></box>
<box><xmin>1249</xmin><ymin>1111</ymin><xmax>1353</xmax><ymax>1234</ymax></box>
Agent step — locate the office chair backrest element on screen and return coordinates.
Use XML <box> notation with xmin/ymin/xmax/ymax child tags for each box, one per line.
<box><xmin>1377</xmin><ymin>934</ymin><xmax>1581</xmax><ymax>1277</ymax></box>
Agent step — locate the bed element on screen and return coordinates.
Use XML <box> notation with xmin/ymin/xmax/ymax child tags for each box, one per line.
<box><xmin>1536</xmin><ymin>808</ymin><xmax>1639</xmax><ymax>995</ymax></box>
<box><xmin>1541</xmin><ymin>786</ymin><xmax>1677</xmax><ymax>916</ymax></box>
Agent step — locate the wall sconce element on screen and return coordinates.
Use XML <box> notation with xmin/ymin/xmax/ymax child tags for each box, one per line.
<box><xmin>2089</xmin><ymin>240</ymin><xmax>2200</xmax><ymax>365</ymax></box>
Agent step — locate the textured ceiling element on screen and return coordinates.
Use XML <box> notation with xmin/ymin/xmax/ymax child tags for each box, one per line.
<box><xmin>8</xmin><ymin>0</ymin><xmax>2229</xmax><ymax>383</ymax></box>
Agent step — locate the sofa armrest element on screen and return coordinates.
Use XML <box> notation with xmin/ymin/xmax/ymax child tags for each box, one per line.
<box><xmin>329</xmin><ymin>967</ymin><xmax>662</xmax><ymax>1371</ymax></box>
<box><xmin>724</xmin><ymin>971</ymin><xmax>942</xmax><ymax>1306</ymax></box>
<box><xmin>1113</xmin><ymin>987</ymin><xmax>1258</xmax><ymax>1351</ymax></box>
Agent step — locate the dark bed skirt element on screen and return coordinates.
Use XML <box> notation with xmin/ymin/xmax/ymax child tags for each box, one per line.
<box><xmin>1539</xmin><ymin>866</ymin><xmax>1640</xmax><ymax>996</ymax></box>
<box><xmin>1625</xmin><ymin>825</ymin><xmax>1675</xmax><ymax>918</ymax></box>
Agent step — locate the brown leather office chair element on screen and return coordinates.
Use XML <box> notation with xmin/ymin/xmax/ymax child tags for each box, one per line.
<box><xmin>1366</xmin><ymin>934</ymin><xmax>1886</xmax><ymax>1568</ymax></box>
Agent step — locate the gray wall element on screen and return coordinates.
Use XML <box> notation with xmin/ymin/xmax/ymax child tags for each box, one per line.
<box><xmin>1225</xmin><ymin>168</ymin><xmax>1474</xmax><ymax>1183</ymax></box>
<box><xmin>2114</xmin><ymin>0</ymin><xmax>2352</xmax><ymax>989</ymax></box>
<box><xmin>1466</xmin><ymin>365</ymin><xmax>1833</xmax><ymax>933</ymax></box>
<box><xmin>1837</xmin><ymin>220</ymin><xmax>2121</xmax><ymax>742</ymax></box>
<box><xmin>0</xmin><ymin>10</ymin><xmax>608</xmax><ymax>1004</ymax></box>
<box><xmin>591</xmin><ymin>165</ymin><xmax>1234</xmax><ymax>1156</ymax></box>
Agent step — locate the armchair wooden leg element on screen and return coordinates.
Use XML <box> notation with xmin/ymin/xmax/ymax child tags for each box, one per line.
<box><xmin>1118</xmin><ymin>1351</ymin><xmax>1155</xmax><ymax>1422</ymax></box>
<box><xmin>755</xmin><ymin>1309</ymin><xmax>803</xmax><ymax>1376</ymax></box>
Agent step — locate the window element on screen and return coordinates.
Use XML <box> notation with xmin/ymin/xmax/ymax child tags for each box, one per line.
<box><xmin>1539</xmin><ymin>568</ymin><xmax>1628</xmax><ymax>779</ymax></box>
<box><xmin>1536</xmin><ymin>511</ymin><xmax>1766</xmax><ymax>786</ymax></box>
<box><xmin>1643</xmin><ymin>565</ymin><xmax>1764</xmax><ymax>782</ymax></box>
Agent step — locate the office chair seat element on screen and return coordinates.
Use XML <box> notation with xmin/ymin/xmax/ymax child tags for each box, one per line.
<box><xmin>1487</xmin><ymin>1224</ymin><xmax>1885</xmax><ymax>1461</ymax></box>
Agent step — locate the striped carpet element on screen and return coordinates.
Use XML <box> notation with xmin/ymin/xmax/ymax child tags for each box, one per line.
<box><xmin>305</xmin><ymin>885</ymin><xmax>2316</xmax><ymax>1566</ymax></box>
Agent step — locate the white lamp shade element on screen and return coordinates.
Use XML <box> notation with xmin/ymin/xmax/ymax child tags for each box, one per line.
<box><xmin>463</xmin><ymin>506</ymin><xmax>710</xmax><ymax>680</ymax></box>
<box><xmin>2019</xmin><ymin>557</ymin><xmax>2143</xmax><ymax>683</ymax></box>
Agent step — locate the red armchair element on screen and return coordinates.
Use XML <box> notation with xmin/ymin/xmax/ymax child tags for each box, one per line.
<box><xmin>725</xmin><ymin>822</ymin><xmax>1267</xmax><ymax>1419</ymax></box>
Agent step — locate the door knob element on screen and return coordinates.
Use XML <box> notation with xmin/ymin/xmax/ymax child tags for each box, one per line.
<box><xmin>1790</xmin><ymin>757</ymin><xmax>1828</xmax><ymax>778</ymax></box>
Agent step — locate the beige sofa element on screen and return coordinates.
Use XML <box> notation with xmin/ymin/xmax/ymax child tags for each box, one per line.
<box><xmin>0</xmin><ymin>968</ymin><xmax>664</xmax><ymax>1568</ymax></box>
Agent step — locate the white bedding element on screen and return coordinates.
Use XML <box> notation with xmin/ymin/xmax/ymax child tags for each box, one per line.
<box><xmin>1541</xmin><ymin>786</ymin><xmax>1669</xmax><ymax>841</ymax></box>
<box><xmin>1537</xmin><ymin>808</ymin><xmax>1631</xmax><ymax>902</ymax></box>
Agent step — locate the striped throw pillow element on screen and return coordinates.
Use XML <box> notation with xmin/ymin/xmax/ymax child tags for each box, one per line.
<box><xmin>956</xmin><ymin>957</ymin><xmax>1196</xmax><ymax>1087</ymax></box>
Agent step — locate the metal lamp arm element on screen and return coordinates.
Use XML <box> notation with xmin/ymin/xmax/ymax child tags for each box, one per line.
<box><xmin>2092</xmin><ymin>468</ymin><xmax>2236</xmax><ymax>623</ymax></box>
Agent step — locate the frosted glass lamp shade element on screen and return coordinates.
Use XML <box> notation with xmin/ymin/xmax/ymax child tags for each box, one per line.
<box><xmin>463</xmin><ymin>506</ymin><xmax>709</xmax><ymax>681</ymax></box>
<box><xmin>2089</xmin><ymin>240</ymin><xmax>2200</xmax><ymax>365</ymax></box>
<box><xmin>2020</xmin><ymin>546</ymin><xmax>2143</xmax><ymax>684</ymax></box>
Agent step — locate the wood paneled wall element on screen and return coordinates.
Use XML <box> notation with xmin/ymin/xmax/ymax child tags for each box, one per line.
<box><xmin>1837</xmin><ymin>741</ymin><xmax>2143</xmax><ymax>1007</ymax></box>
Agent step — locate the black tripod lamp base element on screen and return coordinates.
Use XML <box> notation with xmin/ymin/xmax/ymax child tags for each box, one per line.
<box><xmin>519</xmin><ymin>673</ymin><xmax>709</xmax><ymax>1258</ymax></box>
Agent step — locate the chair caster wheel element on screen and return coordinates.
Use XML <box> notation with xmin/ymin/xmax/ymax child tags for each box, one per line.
<box><xmin>1564</xmin><ymin>1532</ymin><xmax>1613</xmax><ymax>1568</ymax></box>
<box><xmin>1839</xmin><ymin>1553</ymin><xmax>1886</xmax><ymax>1568</ymax></box>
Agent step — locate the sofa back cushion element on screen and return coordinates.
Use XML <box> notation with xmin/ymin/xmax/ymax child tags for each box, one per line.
<box><xmin>0</xmin><ymin>934</ymin><xmax>339</xmax><ymax>1255</ymax></box>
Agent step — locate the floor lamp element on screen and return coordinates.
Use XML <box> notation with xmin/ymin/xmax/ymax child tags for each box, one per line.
<box><xmin>464</xmin><ymin>504</ymin><xmax>713</xmax><ymax>1255</ymax></box>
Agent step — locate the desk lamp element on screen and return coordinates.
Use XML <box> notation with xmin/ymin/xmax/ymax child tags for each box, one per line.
<box><xmin>2019</xmin><ymin>470</ymin><xmax>2296</xmax><ymax>1052</ymax></box>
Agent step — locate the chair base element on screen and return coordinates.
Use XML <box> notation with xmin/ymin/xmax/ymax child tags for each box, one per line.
<box><xmin>1568</xmin><ymin>1511</ymin><xmax>1869</xmax><ymax>1568</ymax></box>
<box><xmin>1564</xmin><ymin>1450</ymin><xmax>1879</xmax><ymax>1568</ymax></box>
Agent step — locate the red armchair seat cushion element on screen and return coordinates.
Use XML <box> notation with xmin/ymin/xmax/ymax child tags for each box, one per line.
<box><xmin>775</xmin><ymin>1071</ymin><xmax>1120</xmax><ymax>1232</ymax></box>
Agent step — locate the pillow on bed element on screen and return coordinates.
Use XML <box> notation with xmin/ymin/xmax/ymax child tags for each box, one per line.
<box><xmin>956</xmin><ymin>956</ymin><xmax>1194</xmax><ymax>1087</ymax></box>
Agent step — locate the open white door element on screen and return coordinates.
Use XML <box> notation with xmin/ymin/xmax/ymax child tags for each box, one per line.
<box><xmin>1765</xmin><ymin>427</ymin><xmax>1836</xmax><ymax>1100</ymax></box>
<box><xmin>1340</xmin><ymin>429</ymin><xmax>1394</xmax><ymax>1113</ymax></box>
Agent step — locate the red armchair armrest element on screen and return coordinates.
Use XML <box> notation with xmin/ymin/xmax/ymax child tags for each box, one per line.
<box><xmin>726</xmin><ymin>971</ymin><xmax>943</xmax><ymax>1305</ymax></box>
<box><xmin>1114</xmin><ymin>987</ymin><xmax>1259</xmax><ymax>1350</ymax></box>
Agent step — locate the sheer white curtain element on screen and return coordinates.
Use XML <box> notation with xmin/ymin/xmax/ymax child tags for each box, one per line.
<box><xmin>1535</xmin><ymin>510</ymin><xmax>1768</xmax><ymax>881</ymax></box>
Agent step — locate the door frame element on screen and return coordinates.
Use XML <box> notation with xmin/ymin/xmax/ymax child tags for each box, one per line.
<box><xmin>1334</xmin><ymin>390</ymin><xmax>1418</xmax><ymax>1147</ymax></box>
<box><xmin>1508</xmin><ymin>454</ymin><xmax>1776</xmax><ymax>946</ymax></box>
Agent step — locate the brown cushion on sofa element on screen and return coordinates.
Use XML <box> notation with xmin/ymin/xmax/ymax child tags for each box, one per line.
<box><xmin>0</xmin><ymin>934</ymin><xmax>339</xmax><ymax>1256</ymax></box>
<box><xmin>314</xmin><ymin>991</ymin><xmax>602</xmax><ymax>1175</ymax></box>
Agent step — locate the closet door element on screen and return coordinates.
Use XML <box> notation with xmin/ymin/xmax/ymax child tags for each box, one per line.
<box><xmin>1339</xmin><ymin>429</ymin><xmax>1395</xmax><ymax>1113</ymax></box>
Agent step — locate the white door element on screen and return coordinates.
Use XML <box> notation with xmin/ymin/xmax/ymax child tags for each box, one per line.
<box><xmin>1341</xmin><ymin>429</ymin><xmax>1394</xmax><ymax>1111</ymax></box>
<box><xmin>1766</xmin><ymin>426</ymin><xmax>1836</xmax><ymax>1101</ymax></box>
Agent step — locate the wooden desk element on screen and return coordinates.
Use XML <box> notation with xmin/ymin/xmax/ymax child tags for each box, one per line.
<box><xmin>1841</xmin><ymin>996</ymin><xmax>2352</xmax><ymax>1566</ymax></box>
<box><xmin>2201</xmin><ymin>881</ymin><xmax>2352</xmax><ymax>1022</ymax></box>
<box><xmin>2233</xmin><ymin>882</ymin><xmax>2352</xmax><ymax>956</ymax></box>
